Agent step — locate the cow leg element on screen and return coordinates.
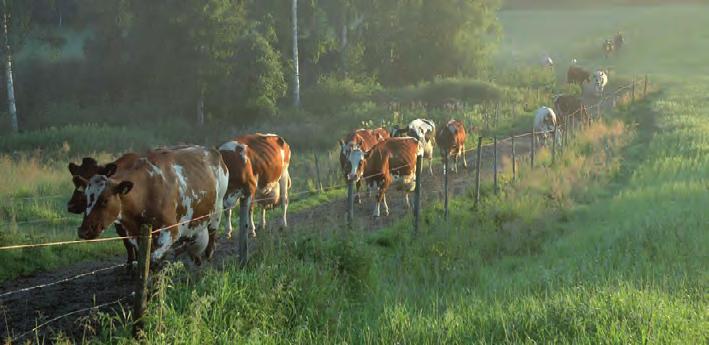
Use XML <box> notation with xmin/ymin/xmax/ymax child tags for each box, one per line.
<box><xmin>115</xmin><ymin>224</ymin><xmax>135</xmax><ymax>273</ymax></box>
<box><xmin>373</xmin><ymin>185</ymin><xmax>385</xmax><ymax>217</ymax></box>
<box><xmin>382</xmin><ymin>193</ymin><xmax>390</xmax><ymax>216</ymax></box>
<box><xmin>404</xmin><ymin>193</ymin><xmax>411</xmax><ymax>209</ymax></box>
<box><xmin>428</xmin><ymin>157</ymin><xmax>434</xmax><ymax>175</ymax></box>
<box><xmin>461</xmin><ymin>146</ymin><xmax>468</xmax><ymax>169</ymax></box>
<box><xmin>223</xmin><ymin>192</ymin><xmax>239</xmax><ymax>239</ymax></box>
<box><xmin>248</xmin><ymin>202</ymin><xmax>257</xmax><ymax>238</ymax></box>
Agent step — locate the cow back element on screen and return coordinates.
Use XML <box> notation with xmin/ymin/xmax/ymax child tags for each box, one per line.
<box><xmin>364</xmin><ymin>137</ymin><xmax>418</xmax><ymax>182</ymax></box>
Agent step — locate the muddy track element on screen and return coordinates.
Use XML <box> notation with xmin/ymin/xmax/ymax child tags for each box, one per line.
<box><xmin>0</xmin><ymin>94</ymin><xmax>614</xmax><ymax>343</ymax></box>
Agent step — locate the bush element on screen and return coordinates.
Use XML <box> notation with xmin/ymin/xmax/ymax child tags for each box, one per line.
<box><xmin>381</xmin><ymin>77</ymin><xmax>505</xmax><ymax>107</ymax></box>
<box><xmin>302</xmin><ymin>75</ymin><xmax>383</xmax><ymax>114</ymax></box>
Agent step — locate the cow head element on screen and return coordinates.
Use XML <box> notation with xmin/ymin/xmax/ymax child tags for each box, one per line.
<box><xmin>340</xmin><ymin>137</ymin><xmax>367</xmax><ymax>182</ymax></box>
<box><xmin>74</xmin><ymin>163</ymin><xmax>133</xmax><ymax>240</ymax></box>
<box><xmin>390</xmin><ymin>125</ymin><xmax>409</xmax><ymax>138</ymax></box>
<box><xmin>67</xmin><ymin>157</ymin><xmax>103</xmax><ymax>214</ymax></box>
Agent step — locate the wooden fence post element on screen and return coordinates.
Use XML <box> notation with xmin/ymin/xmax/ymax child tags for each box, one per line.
<box><xmin>493</xmin><ymin>136</ymin><xmax>498</xmax><ymax>195</ymax></box>
<box><xmin>644</xmin><ymin>74</ymin><xmax>648</xmax><ymax>97</ymax></box>
<box><xmin>531</xmin><ymin>127</ymin><xmax>536</xmax><ymax>169</ymax></box>
<box><xmin>474</xmin><ymin>136</ymin><xmax>482</xmax><ymax>207</ymax></box>
<box><xmin>552</xmin><ymin>125</ymin><xmax>557</xmax><ymax>164</ymax></box>
<box><xmin>443</xmin><ymin>156</ymin><xmax>449</xmax><ymax>220</ymax></box>
<box><xmin>238</xmin><ymin>196</ymin><xmax>251</xmax><ymax>268</ymax></box>
<box><xmin>413</xmin><ymin>153</ymin><xmax>422</xmax><ymax>234</ymax></box>
<box><xmin>511</xmin><ymin>135</ymin><xmax>516</xmax><ymax>181</ymax></box>
<box><xmin>632</xmin><ymin>77</ymin><xmax>636</xmax><ymax>102</ymax></box>
<box><xmin>132</xmin><ymin>224</ymin><xmax>152</xmax><ymax>338</ymax></box>
<box><xmin>313</xmin><ymin>152</ymin><xmax>323</xmax><ymax>193</ymax></box>
<box><xmin>346</xmin><ymin>179</ymin><xmax>354</xmax><ymax>227</ymax></box>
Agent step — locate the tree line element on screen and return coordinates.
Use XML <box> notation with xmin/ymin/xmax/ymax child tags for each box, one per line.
<box><xmin>1</xmin><ymin>0</ymin><xmax>500</xmax><ymax>132</ymax></box>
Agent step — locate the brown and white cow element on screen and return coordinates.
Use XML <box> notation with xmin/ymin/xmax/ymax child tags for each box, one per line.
<box><xmin>67</xmin><ymin>156</ymin><xmax>138</xmax><ymax>270</ymax></box>
<box><xmin>435</xmin><ymin>120</ymin><xmax>467</xmax><ymax>173</ymax></box>
<box><xmin>567</xmin><ymin>66</ymin><xmax>591</xmax><ymax>86</ymax></box>
<box><xmin>553</xmin><ymin>94</ymin><xmax>588</xmax><ymax>125</ymax></box>
<box><xmin>219</xmin><ymin>133</ymin><xmax>291</xmax><ymax>238</ymax></box>
<box><xmin>356</xmin><ymin>137</ymin><xmax>419</xmax><ymax>217</ymax></box>
<box><xmin>339</xmin><ymin>128</ymin><xmax>389</xmax><ymax>202</ymax></box>
<box><xmin>72</xmin><ymin>145</ymin><xmax>228</xmax><ymax>265</ymax></box>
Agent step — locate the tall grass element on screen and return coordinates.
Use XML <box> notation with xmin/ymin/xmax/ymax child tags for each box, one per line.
<box><xmin>85</xmin><ymin>95</ymin><xmax>709</xmax><ymax>344</ymax></box>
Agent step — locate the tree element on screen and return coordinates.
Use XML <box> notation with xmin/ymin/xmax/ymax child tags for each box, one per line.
<box><xmin>2</xmin><ymin>0</ymin><xmax>17</xmax><ymax>132</ymax></box>
<box><xmin>291</xmin><ymin>0</ymin><xmax>300</xmax><ymax>107</ymax></box>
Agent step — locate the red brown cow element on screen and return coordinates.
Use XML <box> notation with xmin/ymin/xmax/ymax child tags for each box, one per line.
<box><xmin>356</xmin><ymin>137</ymin><xmax>419</xmax><ymax>217</ymax></box>
<box><xmin>72</xmin><ymin>146</ymin><xmax>229</xmax><ymax>265</ymax></box>
<box><xmin>553</xmin><ymin>94</ymin><xmax>588</xmax><ymax>125</ymax></box>
<box><xmin>567</xmin><ymin>66</ymin><xmax>591</xmax><ymax>86</ymax></box>
<box><xmin>219</xmin><ymin>133</ymin><xmax>291</xmax><ymax>238</ymax></box>
<box><xmin>339</xmin><ymin>128</ymin><xmax>389</xmax><ymax>203</ymax></box>
<box><xmin>67</xmin><ymin>156</ymin><xmax>138</xmax><ymax>270</ymax></box>
<box><xmin>435</xmin><ymin>120</ymin><xmax>467</xmax><ymax>173</ymax></box>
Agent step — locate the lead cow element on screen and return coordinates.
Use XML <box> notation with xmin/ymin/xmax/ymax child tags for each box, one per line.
<box><xmin>68</xmin><ymin>157</ymin><xmax>138</xmax><ymax>270</ymax></box>
<box><xmin>72</xmin><ymin>145</ymin><xmax>228</xmax><ymax>265</ymax></box>
<box><xmin>219</xmin><ymin>133</ymin><xmax>291</xmax><ymax>238</ymax></box>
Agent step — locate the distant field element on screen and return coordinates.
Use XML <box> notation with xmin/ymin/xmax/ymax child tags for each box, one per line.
<box><xmin>497</xmin><ymin>4</ymin><xmax>709</xmax><ymax>79</ymax></box>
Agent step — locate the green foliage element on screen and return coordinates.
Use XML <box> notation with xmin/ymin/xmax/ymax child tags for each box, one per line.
<box><xmin>302</xmin><ymin>75</ymin><xmax>382</xmax><ymax>114</ymax></box>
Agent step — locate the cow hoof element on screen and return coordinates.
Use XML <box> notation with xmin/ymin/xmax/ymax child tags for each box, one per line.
<box><xmin>249</xmin><ymin>231</ymin><xmax>257</xmax><ymax>238</ymax></box>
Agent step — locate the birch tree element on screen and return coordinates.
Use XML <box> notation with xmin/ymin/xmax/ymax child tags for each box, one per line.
<box><xmin>291</xmin><ymin>0</ymin><xmax>300</xmax><ymax>108</ymax></box>
<box><xmin>2</xmin><ymin>0</ymin><xmax>17</xmax><ymax>132</ymax></box>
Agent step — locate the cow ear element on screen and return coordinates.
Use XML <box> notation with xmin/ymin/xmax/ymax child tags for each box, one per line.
<box><xmin>81</xmin><ymin>157</ymin><xmax>98</xmax><ymax>167</ymax></box>
<box><xmin>338</xmin><ymin>139</ymin><xmax>345</xmax><ymax>147</ymax></box>
<box><xmin>101</xmin><ymin>163</ymin><xmax>118</xmax><ymax>177</ymax></box>
<box><xmin>68</xmin><ymin>162</ymin><xmax>79</xmax><ymax>175</ymax></box>
<box><xmin>113</xmin><ymin>181</ymin><xmax>133</xmax><ymax>195</ymax></box>
<box><xmin>72</xmin><ymin>175</ymin><xmax>88</xmax><ymax>188</ymax></box>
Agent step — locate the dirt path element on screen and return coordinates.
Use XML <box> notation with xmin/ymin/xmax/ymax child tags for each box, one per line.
<box><xmin>0</xmin><ymin>92</ymin><xmax>616</xmax><ymax>342</ymax></box>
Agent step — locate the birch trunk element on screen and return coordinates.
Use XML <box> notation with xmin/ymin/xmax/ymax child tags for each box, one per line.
<box><xmin>2</xmin><ymin>0</ymin><xmax>17</xmax><ymax>132</ymax></box>
<box><xmin>291</xmin><ymin>0</ymin><xmax>300</xmax><ymax>108</ymax></box>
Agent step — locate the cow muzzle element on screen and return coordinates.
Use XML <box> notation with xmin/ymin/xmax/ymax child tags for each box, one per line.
<box><xmin>347</xmin><ymin>173</ymin><xmax>360</xmax><ymax>182</ymax></box>
<box><xmin>78</xmin><ymin>223</ymin><xmax>105</xmax><ymax>240</ymax></box>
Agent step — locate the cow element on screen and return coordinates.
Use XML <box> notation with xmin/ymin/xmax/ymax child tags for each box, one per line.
<box><xmin>219</xmin><ymin>133</ymin><xmax>291</xmax><ymax>239</ymax></box>
<box><xmin>435</xmin><ymin>120</ymin><xmax>467</xmax><ymax>173</ymax></box>
<box><xmin>614</xmin><ymin>32</ymin><xmax>624</xmax><ymax>52</ymax></box>
<box><xmin>553</xmin><ymin>94</ymin><xmax>588</xmax><ymax>125</ymax></box>
<box><xmin>567</xmin><ymin>66</ymin><xmax>591</xmax><ymax>86</ymax></box>
<box><xmin>357</xmin><ymin>137</ymin><xmax>419</xmax><ymax>217</ymax></box>
<box><xmin>603</xmin><ymin>39</ymin><xmax>614</xmax><ymax>58</ymax></box>
<box><xmin>592</xmin><ymin>70</ymin><xmax>608</xmax><ymax>96</ymax></box>
<box><xmin>391</xmin><ymin>118</ymin><xmax>436</xmax><ymax>175</ymax></box>
<box><xmin>72</xmin><ymin>145</ymin><xmax>229</xmax><ymax>266</ymax></box>
<box><xmin>534</xmin><ymin>107</ymin><xmax>560</xmax><ymax>147</ymax></box>
<box><xmin>339</xmin><ymin>128</ymin><xmax>389</xmax><ymax>203</ymax></box>
<box><xmin>68</xmin><ymin>157</ymin><xmax>139</xmax><ymax>271</ymax></box>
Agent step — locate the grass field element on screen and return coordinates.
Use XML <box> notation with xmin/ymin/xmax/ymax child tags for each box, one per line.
<box><xmin>2</xmin><ymin>3</ymin><xmax>708</xmax><ymax>343</ymax></box>
<box><xmin>73</xmin><ymin>4</ymin><xmax>709</xmax><ymax>344</ymax></box>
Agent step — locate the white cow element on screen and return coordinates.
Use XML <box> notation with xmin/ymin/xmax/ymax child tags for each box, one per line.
<box><xmin>391</xmin><ymin>118</ymin><xmax>436</xmax><ymax>175</ymax></box>
<box><xmin>592</xmin><ymin>70</ymin><xmax>608</xmax><ymax>96</ymax></box>
<box><xmin>533</xmin><ymin>106</ymin><xmax>560</xmax><ymax>146</ymax></box>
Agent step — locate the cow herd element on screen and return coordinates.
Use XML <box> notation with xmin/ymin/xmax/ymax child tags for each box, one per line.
<box><xmin>64</xmin><ymin>53</ymin><xmax>606</xmax><ymax>271</ymax></box>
